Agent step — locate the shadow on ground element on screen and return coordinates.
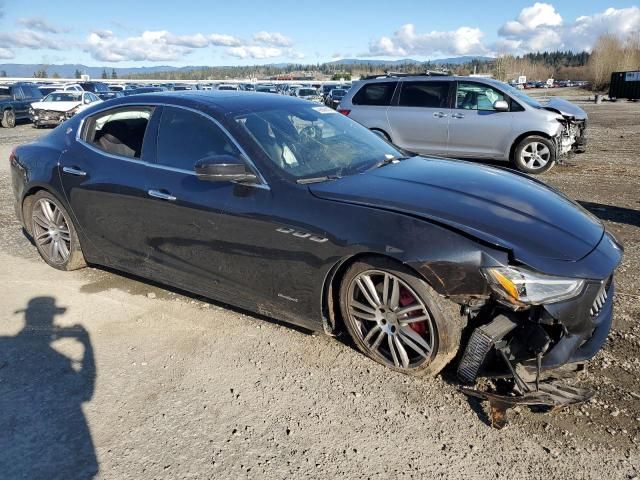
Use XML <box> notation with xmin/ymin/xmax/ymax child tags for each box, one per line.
<box><xmin>579</xmin><ymin>201</ymin><xmax>640</xmax><ymax>228</ymax></box>
<box><xmin>0</xmin><ymin>296</ymin><xmax>98</xmax><ymax>480</ymax></box>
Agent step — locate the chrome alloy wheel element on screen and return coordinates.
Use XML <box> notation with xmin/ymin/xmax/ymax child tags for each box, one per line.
<box><xmin>31</xmin><ymin>198</ymin><xmax>71</xmax><ymax>265</ymax></box>
<box><xmin>520</xmin><ymin>141</ymin><xmax>551</xmax><ymax>169</ymax></box>
<box><xmin>347</xmin><ymin>270</ymin><xmax>436</xmax><ymax>369</ymax></box>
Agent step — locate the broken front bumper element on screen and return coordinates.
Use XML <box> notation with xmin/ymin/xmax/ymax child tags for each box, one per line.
<box><xmin>557</xmin><ymin>119</ymin><xmax>587</xmax><ymax>156</ymax></box>
<box><xmin>533</xmin><ymin>279</ymin><xmax>613</xmax><ymax>370</ymax></box>
<box><xmin>458</xmin><ymin>231</ymin><xmax>622</xmax><ymax>385</ymax></box>
<box><xmin>30</xmin><ymin>110</ymin><xmax>66</xmax><ymax>126</ymax></box>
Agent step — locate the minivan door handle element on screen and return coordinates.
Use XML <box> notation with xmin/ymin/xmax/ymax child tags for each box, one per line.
<box><xmin>433</xmin><ymin>111</ymin><xmax>448</xmax><ymax>118</ymax></box>
<box><xmin>451</xmin><ymin>113</ymin><xmax>465</xmax><ymax>119</ymax></box>
<box><xmin>62</xmin><ymin>166</ymin><xmax>87</xmax><ymax>176</ymax></box>
<box><xmin>148</xmin><ymin>189</ymin><xmax>177</xmax><ymax>201</ymax></box>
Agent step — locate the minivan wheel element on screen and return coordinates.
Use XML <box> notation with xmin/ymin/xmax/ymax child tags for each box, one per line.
<box><xmin>339</xmin><ymin>258</ymin><xmax>462</xmax><ymax>376</ymax></box>
<box><xmin>1</xmin><ymin>109</ymin><xmax>16</xmax><ymax>128</ymax></box>
<box><xmin>513</xmin><ymin>135</ymin><xmax>556</xmax><ymax>174</ymax></box>
<box><xmin>29</xmin><ymin>191</ymin><xmax>86</xmax><ymax>271</ymax></box>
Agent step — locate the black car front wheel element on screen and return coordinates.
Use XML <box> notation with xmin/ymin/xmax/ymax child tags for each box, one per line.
<box><xmin>29</xmin><ymin>191</ymin><xmax>87</xmax><ymax>271</ymax></box>
<box><xmin>340</xmin><ymin>258</ymin><xmax>462</xmax><ymax>376</ymax></box>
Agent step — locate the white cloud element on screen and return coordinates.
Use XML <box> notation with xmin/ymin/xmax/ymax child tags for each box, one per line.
<box><xmin>18</xmin><ymin>17</ymin><xmax>67</xmax><ymax>34</ymax></box>
<box><xmin>368</xmin><ymin>24</ymin><xmax>486</xmax><ymax>57</ymax></box>
<box><xmin>86</xmin><ymin>30</ymin><xmax>190</xmax><ymax>62</ymax></box>
<box><xmin>366</xmin><ymin>4</ymin><xmax>640</xmax><ymax>59</ymax></box>
<box><xmin>85</xmin><ymin>30</ymin><xmax>247</xmax><ymax>62</ymax></box>
<box><xmin>0</xmin><ymin>46</ymin><xmax>13</xmax><ymax>59</ymax></box>
<box><xmin>568</xmin><ymin>7</ymin><xmax>640</xmax><ymax>51</ymax></box>
<box><xmin>499</xmin><ymin>2</ymin><xmax>562</xmax><ymax>36</ymax></box>
<box><xmin>209</xmin><ymin>33</ymin><xmax>242</xmax><ymax>47</ymax></box>
<box><xmin>497</xmin><ymin>4</ymin><xmax>640</xmax><ymax>53</ymax></box>
<box><xmin>0</xmin><ymin>29</ymin><xmax>61</xmax><ymax>50</ymax></box>
<box><xmin>253</xmin><ymin>31</ymin><xmax>292</xmax><ymax>47</ymax></box>
<box><xmin>227</xmin><ymin>46</ymin><xmax>283</xmax><ymax>59</ymax></box>
<box><xmin>164</xmin><ymin>33</ymin><xmax>210</xmax><ymax>48</ymax></box>
<box><xmin>84</xmin><ymin>29</ymin><xmax>297</xmax><ymax>62</ymax></box>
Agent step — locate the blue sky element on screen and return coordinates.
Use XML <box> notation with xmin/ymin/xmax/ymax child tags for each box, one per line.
<box><xmin>0</xmin><ymin>1</ymin><xmax>639</xmax><ymax>66</ymax></box>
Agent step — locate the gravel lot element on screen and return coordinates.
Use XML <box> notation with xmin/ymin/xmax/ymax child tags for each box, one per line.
<box><xmin>0</xmin><ymin>92</ymin><xmax>638</xmax><ymax>479</ymax></box>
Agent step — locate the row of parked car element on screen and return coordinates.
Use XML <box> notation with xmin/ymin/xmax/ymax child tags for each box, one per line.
<box><xmin>0</xmin><ymin>80</ymin><xmax>357</xmax><ymax>128</ymax></box>
<box><xmin>507</xmin><ymin>79</ymin><xmax>588</xmax><ymax>90</ymax></box>
<box><xmin>1</xmin><ymin>75</ymin><xmax>588</xmax><ymax>176</ymax></box>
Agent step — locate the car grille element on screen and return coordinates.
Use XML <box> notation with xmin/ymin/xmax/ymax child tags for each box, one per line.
<box><xmin>590</xmin><ymin>277</ymin><xmax>612</xmax><ymax>318</ymax></box>
<box><xmin>37</xmin><ymin>109</ymin><xmax>65</xmax><ymax>120</ymax></box>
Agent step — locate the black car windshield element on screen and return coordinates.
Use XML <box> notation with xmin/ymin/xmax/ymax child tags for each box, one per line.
<box><xmin>234</xmin><ymin>104</ymin><xmax>403</xmax><ymax>180</ymax></box>
<box><xmin>331</xmin><ymin>89</ymin><xmax>346</xmax><ymax>97</ymax></box>
<box><xmin>298</xmin><ymin>88</ymin><xmax>317</xmax><ymax>96</ymax></box>
<box><xmin>499</xmin><ymin>82</ymin><xmax>543</xmax><ymax>108</ymax></box>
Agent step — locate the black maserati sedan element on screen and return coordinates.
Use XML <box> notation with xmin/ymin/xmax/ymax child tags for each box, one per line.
<box><xmin>10</xmin><ymin>91</ymin><xmax>622</xmax><ymax>383</ymax></box>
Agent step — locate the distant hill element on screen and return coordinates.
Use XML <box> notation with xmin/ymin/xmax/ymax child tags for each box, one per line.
<box><xmin>0</xmin><ymin>63</ymin><xmax>204</xmax><ymax>78</ymax></box>
<box><xmin>0</xmin><ymin>56</ymin><xmax>496</xmax><ymax>78</ymax></box>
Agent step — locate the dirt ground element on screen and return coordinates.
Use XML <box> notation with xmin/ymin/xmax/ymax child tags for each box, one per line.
<box><xmin>0</xmin><ymin>90</ymin><xmax>638</xmax><ymax>479</ymax></box>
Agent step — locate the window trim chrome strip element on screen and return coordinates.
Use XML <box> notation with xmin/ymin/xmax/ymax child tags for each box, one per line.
<box><xmin>74</xmin><ymin>101</ymin><xmax>270</xmax><ymax>190</ymax></box>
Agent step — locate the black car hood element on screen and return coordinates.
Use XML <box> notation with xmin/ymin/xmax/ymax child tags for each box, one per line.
<box><xmin>309</xmin><ymin>157</ymin><xmax>604</xmax><ymax>262</ymax></box>
<box><xmin>543</xmin><ymin>98</ymin><xmax>587</xmax><ymax>120</ymax></box>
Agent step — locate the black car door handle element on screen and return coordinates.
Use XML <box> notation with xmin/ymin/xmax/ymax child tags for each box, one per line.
<box><xmin>62</xmin><ymin>166</ymin><xmax>87</xmax><ymax>176</ymax></box>
<box><xmin>148</xmin><ymin>189</ymin><xmax>177</xmax><ymax>201</ymax></box>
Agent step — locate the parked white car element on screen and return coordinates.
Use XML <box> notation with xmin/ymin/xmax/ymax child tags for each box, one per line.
<box><xmin>29</xmin><ymin>91</ymin><xmax>102</xmax><ymax>127</ymax></box>
<box><xmin>61</xmin><ymin>84</ymin><xmax>85</xmax><ymax>92</ymax></box>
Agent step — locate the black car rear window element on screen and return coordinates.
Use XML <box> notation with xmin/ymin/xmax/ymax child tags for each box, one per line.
<box><xmin>352</xmin><ymin>82</ymin><xmax>397</xmax><ymax>106</ymax></box>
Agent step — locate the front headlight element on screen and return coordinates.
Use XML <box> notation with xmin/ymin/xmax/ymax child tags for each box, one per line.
<box><xmin>483</xmin><ymin>266</ymin><xmax>584</xmax><ymax>306</ymax></box>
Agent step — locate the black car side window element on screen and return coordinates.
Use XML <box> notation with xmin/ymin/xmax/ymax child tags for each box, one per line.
<box><xmin>83</xmin><ymin>107</ymin><xmax>154</xmax><ymax>160</ymax></box>
<box><xmin>156</xmin><ymin>107</ymin><xmax>239</xmax><ymax>172</ymax></box>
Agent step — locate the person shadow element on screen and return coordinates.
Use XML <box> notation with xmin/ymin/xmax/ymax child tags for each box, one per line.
<box><xmin>0</xmin><ymin>297</ymin><xmax>98</xmax><ymax>480</ymax></box>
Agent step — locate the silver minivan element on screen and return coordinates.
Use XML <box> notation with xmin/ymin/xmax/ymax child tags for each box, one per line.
<box><xmin>338</xmin><ymin>75</ymin><xmax>587</xmax><ymax>174</ymax></box>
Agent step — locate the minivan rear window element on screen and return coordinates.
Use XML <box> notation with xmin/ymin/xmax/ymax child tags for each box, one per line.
<box><xmin>352</xmin><ymin>82</ymin><xmax>397</xmax><ymax>106</ymax></box>
<box><xmin>399</xmin><ymin>81</ymin><xmax>449</xmax><ymax>108</ymax></box>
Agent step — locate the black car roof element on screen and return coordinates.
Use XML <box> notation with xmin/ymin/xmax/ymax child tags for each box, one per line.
<box><xmin>106</xmin><ymin>90</ymin><xmax>308</xmax><ymax>115</ymax></box>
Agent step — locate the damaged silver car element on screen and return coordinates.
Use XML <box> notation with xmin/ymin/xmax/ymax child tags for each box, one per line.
<box><xmin>339</xmin><ymin>74</ymin><xmax>587</xmax><ymax>174</ymax></box>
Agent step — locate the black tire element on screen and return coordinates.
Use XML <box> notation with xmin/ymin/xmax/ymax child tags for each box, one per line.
<box><xmin>1</xmin><ymin>109</ymin><xmax>16</xmax><ymax>128</ymax></box>
<box><xmin>512</xmin><ymin>135</ymin><xmax>556</xmax><ymax>174</ymax></box>
<box><xmin>339</xmin><ymin>257</ymin><xmax>463</xmax><ymax>376</ymax></box>
<box><xmin>28</xmin><ymin>191</ymin><xmax>87</xmax><ymax>271</ymax></box>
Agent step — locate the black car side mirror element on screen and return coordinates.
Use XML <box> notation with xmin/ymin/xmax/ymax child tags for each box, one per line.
<box><xmin>195</xmin><ymin>155</ymin><xmax>258</xmax><ymax>184</ymax></box>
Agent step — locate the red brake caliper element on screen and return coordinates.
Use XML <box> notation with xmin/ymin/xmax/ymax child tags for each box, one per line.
<box><xmin>399</xmin><ymin>287</ymin><xmax>426</xmax><ymax>335</ymax></box>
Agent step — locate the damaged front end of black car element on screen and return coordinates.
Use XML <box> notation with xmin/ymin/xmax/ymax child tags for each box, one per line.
<box><xmin>454</xmin><ymin>232</ymin><xmax>622</xmax><ymax>427</ymax></box>
<box><xmin>311</xmin><ymin>157</ymin><xmax>623</xmax><ymax>426</ymax></box>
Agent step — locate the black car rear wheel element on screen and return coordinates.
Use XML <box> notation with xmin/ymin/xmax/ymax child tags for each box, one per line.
<box><xmin>29</xmin><ymin>191</ymin><xmax>86</xmax><ymax>271</ymax></box>
<box><xmin>339</xmin><ymin>258</ymin><xmax>462</xmax><ymax>376</ymax></box>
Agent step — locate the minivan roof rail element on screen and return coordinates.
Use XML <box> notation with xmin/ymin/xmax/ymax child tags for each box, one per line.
<box><xmin>360</xmin><ymin>70</ymin><xmax>450</xmax><ymax>80</ymax></box>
